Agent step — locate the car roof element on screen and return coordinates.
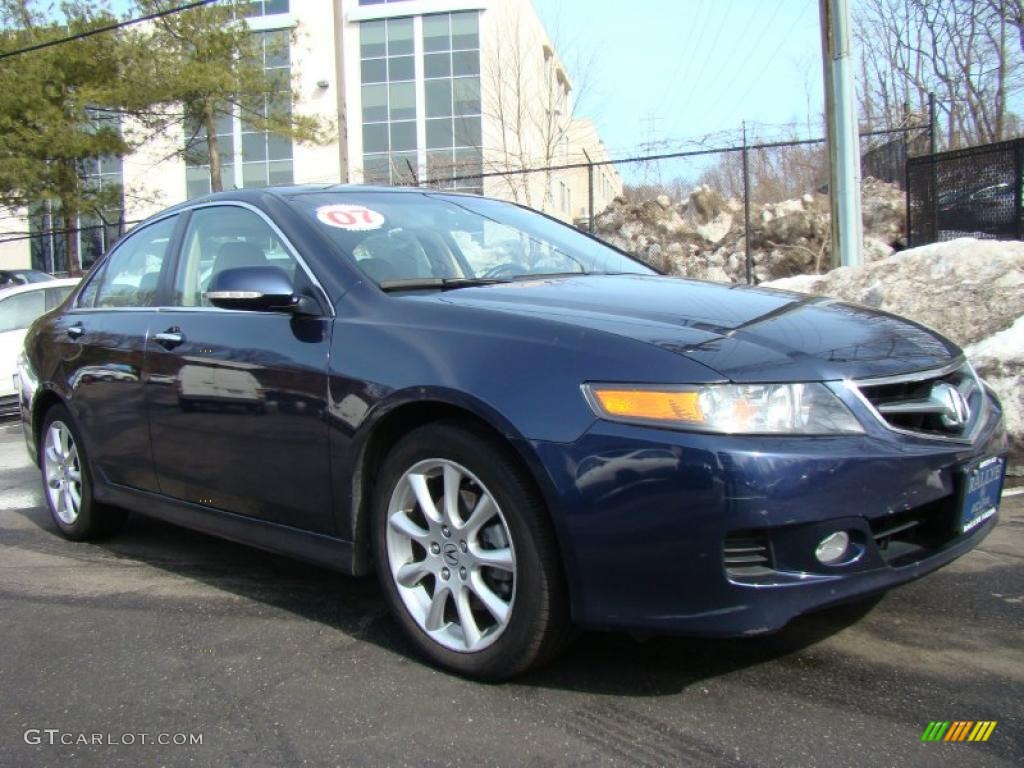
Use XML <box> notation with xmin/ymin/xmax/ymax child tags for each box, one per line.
<box><xmin>0</xmin><ymin>277</ymin><xmax>80</xmax><ymax>298</ymax></box>
<box><xmin>154</xmin><ymin>184</ymin><xmax>482</xmax><ymax>217</ymax></box>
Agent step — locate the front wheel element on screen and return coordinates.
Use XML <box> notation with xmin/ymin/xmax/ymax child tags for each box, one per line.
<box><xmin>372</xmin><ymin>422</ymin><xmax>571</xmax><ymax>679</ymax></box>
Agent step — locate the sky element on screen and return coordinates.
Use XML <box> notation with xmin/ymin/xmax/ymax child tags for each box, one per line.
<box><xmin>533</xmin><ymin>0</ymin><xmax>827</xmax><ymax>157</ymax></box>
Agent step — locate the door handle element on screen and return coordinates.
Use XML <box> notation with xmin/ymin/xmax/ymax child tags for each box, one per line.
<box><xmin>66</xmin><ymin>323</ymin><xmax>84</xmax><ymax>340</ymax></box>
<box><xmin>153</xmin><ymin>328</ymin><xmax>185</xmax><ymax>349</ymax></box>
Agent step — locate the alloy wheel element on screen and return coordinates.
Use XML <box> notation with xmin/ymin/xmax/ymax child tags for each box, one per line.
<box><xmin>385</xmin><ymin>459</ymin><xmax>517</xmax><ymax>652</ymax></box>
<box><xmin>43</xmin><ymin>421</ymin><xmax>83</xmax><ymax>525</ymax></box>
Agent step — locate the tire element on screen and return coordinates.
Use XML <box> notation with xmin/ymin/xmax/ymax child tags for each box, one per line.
<box><xmin>371</xmin><ymin>421</ymin><xmax>572</xmax><ymax>680</ymax></box>
<box><xmin>39</xmin><ymin>404</ymin><xmax>126</xmax><ymax>541</ymax></box>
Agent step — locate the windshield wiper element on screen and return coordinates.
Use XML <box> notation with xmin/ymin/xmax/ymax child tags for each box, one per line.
<box><xmin>378</xmin><ymin>277</ymin><xmax>513</xmax><ymax>292</ymax></box>
<box><xmin>509</xmin><ymin>271</ymin><xmax>638</xmax><ymax>280</ymax></box>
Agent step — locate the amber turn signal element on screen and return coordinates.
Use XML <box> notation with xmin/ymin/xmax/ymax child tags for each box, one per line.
<box><xmin>590</xmin><ymin>388</ymin><xmax>704</xmax><ymax>424</ymax></box>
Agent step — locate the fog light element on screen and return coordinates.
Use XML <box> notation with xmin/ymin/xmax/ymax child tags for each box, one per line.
<box><xmin>815</xmin><ymin>531</ymin><xmax>850</xmax><ymax>564</ymax></box>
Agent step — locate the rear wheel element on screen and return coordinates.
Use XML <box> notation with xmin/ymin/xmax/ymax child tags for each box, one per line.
<box><xmin>40</xmin><ymin>405</ymin><xmax>126</xmax><ymax>541</ymax></box>
<box><xmin>372</xmin><ymin>422</ymin><xmax>571</xmax><ymax>680</ymax></box>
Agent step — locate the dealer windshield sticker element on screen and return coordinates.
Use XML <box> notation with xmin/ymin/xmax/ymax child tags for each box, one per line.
<box><xmin>316</xmin><ymin>204</ymin><xmax>385</xmax><ymax>231</ymax></box>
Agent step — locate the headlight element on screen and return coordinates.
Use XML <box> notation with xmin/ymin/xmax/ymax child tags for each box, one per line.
<box><xmin>583</xmin><ymin>382</ymin><xmax>864</xmax><ymax>435</ymax></box>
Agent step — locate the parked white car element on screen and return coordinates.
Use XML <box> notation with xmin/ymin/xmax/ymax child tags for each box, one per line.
<box><xmin>0</xmin><ymin>278</ymin><xmax>78</xmax><ymax>414</ymax></box>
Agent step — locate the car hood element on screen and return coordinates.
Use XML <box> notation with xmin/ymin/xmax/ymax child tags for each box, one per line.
<box><xmin>428</xmin><ymin>274</ymin><xmax>960</xmax><ymax>382</ymax></box>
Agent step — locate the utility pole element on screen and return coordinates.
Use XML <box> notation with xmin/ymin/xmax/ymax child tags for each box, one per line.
<box><xmin>582</xmin><ymin>147</ymin><xmax>595</xmax><ymax>232</ymax></box>
<box><xmin>819</xmin><ymin>0</ymin><xmax>862</xmax><ymax>268</ymax></box>
<box><xmin>742</xmin><ymin>122</ymin><xmax>752</xmax><ymax>285</ymax></box>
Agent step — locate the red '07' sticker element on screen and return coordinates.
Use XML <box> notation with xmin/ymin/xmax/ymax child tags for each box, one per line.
<box><xmin>316</xmin><ymin>204</ymin><xmax>385</xmax><ymax>231</ymax></box>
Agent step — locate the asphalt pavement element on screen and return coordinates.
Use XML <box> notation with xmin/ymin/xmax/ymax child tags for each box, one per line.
<box><xmin>1</xmin><ymin>420</ymin><xmax>1021</xmax><ymax>768</ymax></box>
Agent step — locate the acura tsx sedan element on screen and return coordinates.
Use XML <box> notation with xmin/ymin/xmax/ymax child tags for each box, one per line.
<box><xmin>16</xmin><ymin>186</ymin><xmax>1008</xmax><ymax>679</ymax></box>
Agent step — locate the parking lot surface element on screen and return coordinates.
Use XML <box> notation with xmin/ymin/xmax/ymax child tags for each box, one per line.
<box><xmin>1</xmin><ymin>421</ymin><xmax>1021</xmax><ymax>767</ymax></box>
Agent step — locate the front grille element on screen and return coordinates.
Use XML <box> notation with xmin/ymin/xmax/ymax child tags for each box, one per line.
<box><xmin>723</xmin><ymin>533</ymin><xmax>775</xmax><ymax>577</ymax></box>
<box><xmin>854</xmin><ymin>362</ymin><xmax>984</xmax><ymax>440</ymax></box>
<box><xmin>869</xmin><ymin>496</ymin><xmax>957</xmax><ymax>566</ymax></box>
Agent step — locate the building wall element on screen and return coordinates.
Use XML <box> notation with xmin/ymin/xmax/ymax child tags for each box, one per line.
<box><xmin>122</xmin><ymin>117</ymin><xmax>187</xmax><ymax>223</ymax></box>
<box><xmin>561</xmin><ymin>118</ymin><xmax>625</xmax><ymax>225</ymax></box>
<box><xmin>281</xmin><ymin>3</ymin><xmax>346</xmax><ymax>186</ymax></box>
<box><xmin>475</xmin><ymin>2</ymin><xmax>621</xmax><ymax>223</ymax></box>
<box><xmin>0</xmin><ymin>209</ymin><xmax>29</xmax><ymax>269</ymax></box>
<box><xmin>478</xmin><ymin>0</ymin><xmax>568</xmax><ymax>215</ymax></box>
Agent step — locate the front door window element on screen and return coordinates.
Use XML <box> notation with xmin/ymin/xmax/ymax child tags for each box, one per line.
<box><xmin>173</xmin><ymin>206</ymin><xmax>299</xmax><ymax>307</ymax></box>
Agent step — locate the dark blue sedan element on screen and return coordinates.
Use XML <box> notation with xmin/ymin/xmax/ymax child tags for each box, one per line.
<box><xmin>16</xmin><ymin>187</ymin><xmax>1008</xmax><ymax>679</ymax></box>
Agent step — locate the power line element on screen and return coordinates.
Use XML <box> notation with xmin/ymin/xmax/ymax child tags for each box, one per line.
<box><xmin>654</xmin><ymin>0</ymin><xmax>711</xmax><ymax>111</ymax></box>
<box><xmin>671</xmin><ymin>0</ymin><xmax>735</xmax><ymax>128</ymax></box>
<box><xmin>666</xmin><ymin>0</ymin><xmax>718</xmax><ymax>113</ymax></box>
<box><xmin>704</xmin><ymin>0</ymin><xmax>791</xmax><ymax>128</ymax></box>
<box><xmin>728</xmin><ymin>0</ymin><xmax>816</xmax><ymax>126</ymax></box>
<box><xmin>686</xmin><ymin>0</ymin><xmax>772</xmax><ymax>126</ymax></box>
<box><xmin>0</xmin><ymin>0</ymin><xmax>218</xmax><ymax>62</ymax></box>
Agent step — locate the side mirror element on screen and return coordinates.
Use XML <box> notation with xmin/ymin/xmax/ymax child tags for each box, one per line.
<box><xmin>204</xmin><ymin>266</ymin><xmax>318</xmax><ymax>315</ymax></box>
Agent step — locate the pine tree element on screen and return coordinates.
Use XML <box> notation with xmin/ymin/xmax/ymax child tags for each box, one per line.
<box><xmin>133</xmin><ymin>0</ymin><xmax>329</xmax><ymax>193</ymax></box>
<box><xmin>0</xmin><ymin>1</ymin><xmax>135</xmax><ymax>274</ymax></box>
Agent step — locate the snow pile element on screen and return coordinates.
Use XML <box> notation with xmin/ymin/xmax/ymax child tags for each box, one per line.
<box><xmin>766</xmin><ymin>238</ymin><xmax>1024</xmax><ymax>472</ymax></box>
<box><xmin>593</xmin><ymin>177</ymin><xmax>905</xmax><ymax>283</ymax></box>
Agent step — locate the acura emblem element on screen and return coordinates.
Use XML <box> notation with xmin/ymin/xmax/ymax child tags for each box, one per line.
<box><xmin>442</xmin><ymin>542</ymin><xmax>460</xmax><ymax>566</ymax></box>
<box><xmin>930</xmin><ymin>382</ymin><xmax>969</xmax><ymax>430</ymax></box>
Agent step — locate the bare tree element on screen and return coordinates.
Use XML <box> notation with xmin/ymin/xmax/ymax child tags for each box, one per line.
<box><xmin>475</xmin><ymin>4</ymin><xmax>598</xmax><ymax>210</ymax></box>
<box><xmin>697</xmin><ymin>139</ymin><xmax>828</xmax><ymax>204</ymax></box>
<box><xmin>855</xmin><ymin>0</ymin><xmax>1022</xmax><ymax>148</ymax></box>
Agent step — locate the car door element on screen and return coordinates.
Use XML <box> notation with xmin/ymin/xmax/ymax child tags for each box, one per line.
<box><xmin>52</xmin><ymin>214</ymin><xmax>181</xmax><ymax>492</ymax></box>
<box><xmin>145</xmin><ymin>203</ymin><xmax>335</xmax><ymax>534</ymax></box>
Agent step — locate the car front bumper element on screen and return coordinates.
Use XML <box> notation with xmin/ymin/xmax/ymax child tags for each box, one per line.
<box><xmin>523</xmin><ymin>390</ymin><xmax>1008</xmax><ymax>636</ymax></box>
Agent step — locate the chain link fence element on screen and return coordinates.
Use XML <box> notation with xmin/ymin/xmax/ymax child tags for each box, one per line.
<box><xmin>2</xmin><ymin>126</ymin><xmax>926</xmax><ymax>278</ymax></box>
<box><xmin>421</xmin><ymin>125</ymin><xmax>922</xmax><ymax>223</ymax></box>
<box><xmin>417</xmin><ymin>125</ymin><xmax>924</xmax><ymax>282</ymax></box>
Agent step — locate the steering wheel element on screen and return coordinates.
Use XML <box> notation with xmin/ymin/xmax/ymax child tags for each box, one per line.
<box><xmin>482</xmin><ymin>262</ymin><xmax>527</xmax><ymax>279</ymax></box>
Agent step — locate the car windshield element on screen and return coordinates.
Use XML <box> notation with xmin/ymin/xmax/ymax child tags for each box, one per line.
<box><xmin>290</xmin><ymin>192</ymin><xmax>654</xmax><ymax>286</ymax></box>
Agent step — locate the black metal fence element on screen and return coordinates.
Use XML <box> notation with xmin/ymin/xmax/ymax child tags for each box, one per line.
<box><xmin>907</xmin><ymin>138</ymin><xmax>1024</xmax><ymax>246</ymax></box>
<box><xmin>863</xmin><ymin>129</ymin><xmax>931</xmax><ymax>188</ymax></box>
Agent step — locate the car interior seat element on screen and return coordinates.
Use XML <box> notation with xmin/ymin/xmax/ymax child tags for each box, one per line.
<box><xmin>212</xmin><ymin>241</ymin><xmax>268</xmax><ymax>276</ymax></box>
<box><xmin>137</xmin><ymin>271</ymin><xmax>161</xmax><ymax>304</ymax></box>
<box><xmin>356</xmin><ymin>233</ymin><xmax>428</xmax><ymax>281</ymax></box>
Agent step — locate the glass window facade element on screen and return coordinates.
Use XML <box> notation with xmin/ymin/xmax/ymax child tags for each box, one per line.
<box><xmin>245</xmin><ymin>0</ymin><xmax>289</xmax><ymax>16</ymax></box>
<box><xmin>185</xmin><ymin>30</ymin><xmax>294</xmax><ymax>198</ymax></box>
<box><xmin>360</xmin><ymin>16</ymin><xmax>419</xmax><ymax>186</ymax></box>
<box><xmin>422</xmin><ymin>12</ymin><xmax>482</xmax><ymax>193</ymax></box>
<box><xmin>360</xmin><ymin>11</ymin><xmax>482</xmax><ymax>193</ymax></box>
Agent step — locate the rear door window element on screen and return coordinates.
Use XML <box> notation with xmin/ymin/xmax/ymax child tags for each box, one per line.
<box><xmin>91</xmin><ymin>216</ymin><xmax>178</xmax><ymax>308</ymax></box>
